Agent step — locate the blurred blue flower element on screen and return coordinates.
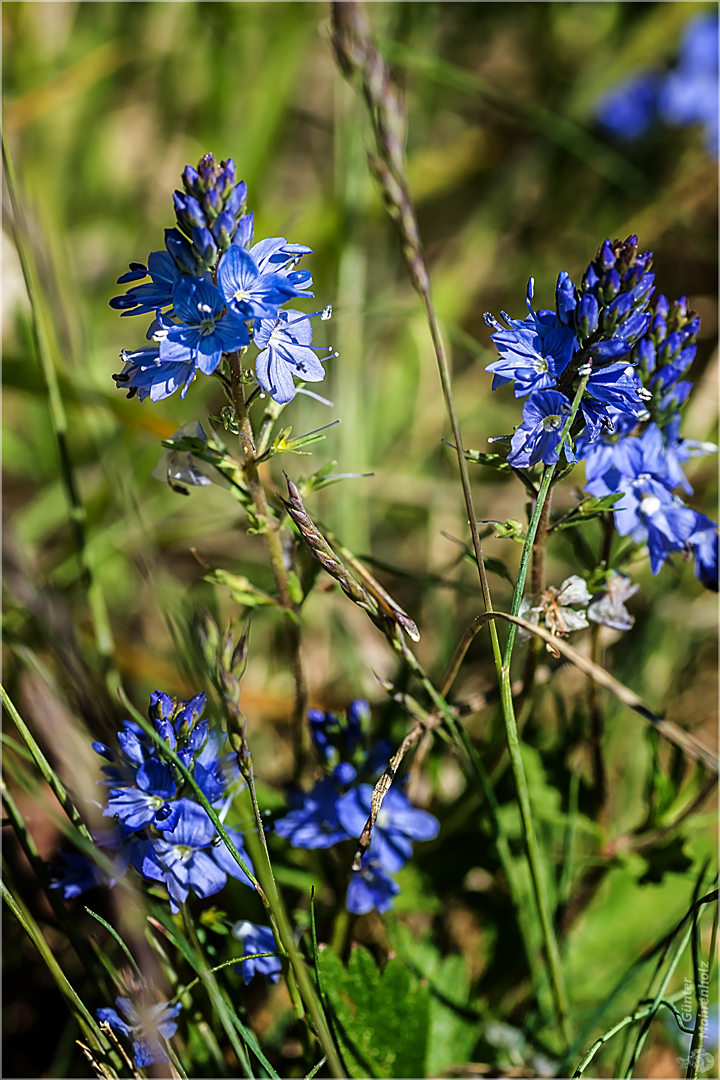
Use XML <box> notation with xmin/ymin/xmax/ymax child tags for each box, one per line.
<box><xmin>596</xmin><ymin>72</ymin><xmax>659</xmax><ymax>140</ymax></box>
<box><xmin>336</xmin><ymin>785</ymin><xmax>439</xmax><ymax>873</ymax></box>
<box><xmin>346</xmin><ymin>856</ymin><xmax>400</xmax><ymax>915</ymax></box>
<box><xmin>232</xmin><ymin>921</ymin><xmax>281</xmax><ymax>984</ymax></box>
<box><xmin>50</xmin><ymin>852</ymin><xmax>105</xmax><ymax>899</ymax></box>
<box><xmin>274</xmin><ymin>778</ymin><xmax>350</xmax><ymax>849</ymax></box>
<box><xmin>658</xmin><ymin>13</ymin><xmax>719</xmax><ymax>154</ymax></box>
<box><xmin>506</xmin><ymin>390</ymin><xmax>575</xmax><ymax>469</ymax></box>
<box><xmin>97</xmin><ymin>995</ymin><xmax>181</xmax><ymax>1068</ymax></box>
<box><xmin>690</xmin><ymin>525</ymin><xmax>719</xmax><ymax>592</ymax></box>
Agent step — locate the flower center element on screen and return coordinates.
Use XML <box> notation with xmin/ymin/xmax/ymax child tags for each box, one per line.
<box><xmin>641</xmin><ymin>495</ymin><xmax>661</xmax><ymax>517</ymax></box>
<box><xmin>533</xmin><ymin>357</ymin><xmax>549</xmax><ymax>374</ymax></box>
<box><xmin>234</xmin><ymin>288</ymin><xmax>252</xmax><ymax>303</ymax></box>
<box><xmin>376</xmin><ymin>809</ymin><xmax>390</xmax><ymax>829</ymax></box>
<box><xmin>542</xmin><ymin>414</ymin><xmax>562</xmax><ymax>431</ymax></box>
<box><xmin>173</xmin><ymin>845</ymin><xmax>193</xmax><ymax>862</ymax></box>
<box><xmin>198</xmin><ymin>317</ymin><xmax>216</xmax><ymax>335</ymax></box>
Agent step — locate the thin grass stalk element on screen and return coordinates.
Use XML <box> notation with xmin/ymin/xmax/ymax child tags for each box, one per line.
<box><xmin>118</xmin><ymin>689</ymin><xmax>345</xmax><ymax>1078</ymax></box>
<box><xmin>1</xmin><ymin>684</ymin><xmax>95</xmax><ymax>845</ymax></box>
<box><xmin>1</xmin><ymin>130</ymin><xmax>116</xmax><ymax>681</ymax></box>
<box><xmin>685</xmin><ymin>897</ymin><xmax>717</xmax><ymax>1078</ymax></box>
<box><xmin>572</xmin><ymin>989</ymin><xmax>689</xmax><ymax>1078</ymax></box>
<box><xmin>226</xmin><ymin>352</ymin><xmax>309</xmax><ymax>778</ymax></box>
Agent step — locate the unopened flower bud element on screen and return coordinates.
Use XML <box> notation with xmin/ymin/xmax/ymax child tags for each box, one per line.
<box><xmin>598</xmin><ymin>238</ymin><xmax>616</xmax><ymax>271</ymax></box>
<box><xmin>576</xmin><ymin>293</ymin><xmax>599</xmax><ymax>339</ymax></box>
<box><xmin>555</xmin><ymin>270</ymin><xmax>577</xmax><ymax>326</ymax></box>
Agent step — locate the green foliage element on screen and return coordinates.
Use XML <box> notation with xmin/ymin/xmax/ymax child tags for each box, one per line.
<box><xmin>318</xmin><ymin>943</ymin><xmax>429</xmax><ymax>1078</ymax></box>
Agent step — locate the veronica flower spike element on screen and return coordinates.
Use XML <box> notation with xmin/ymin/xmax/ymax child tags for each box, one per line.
<box><xmin>217</xmin><ymin>244</ymin><xmax>304</xmax><ymax>321</ymax></box>
<box><xmin>254</xmin><ymin>309</ymin><xmax>333</xmax><ymax>404</ymax></box>
<box><xmin>158</xmin><ymin>277</ymin><xmax>249</xmax><ymax>375</ymax></box>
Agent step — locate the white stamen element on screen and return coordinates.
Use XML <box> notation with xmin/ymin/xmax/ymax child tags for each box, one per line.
<box><xmin>641</xmin><ymin>495</ymin><xmax>661</xmax><ymax>516</ymax></box>
<box><xmin>321</xmin><ymin>305</ymin><xmax>333</xmax><ymax>321</ymax></box>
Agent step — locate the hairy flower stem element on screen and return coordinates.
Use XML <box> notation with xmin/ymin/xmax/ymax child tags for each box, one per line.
<box><xmin>227</xmin><ymin>353</ymin><xmax>309</xmax><ymax>777</ymax></box>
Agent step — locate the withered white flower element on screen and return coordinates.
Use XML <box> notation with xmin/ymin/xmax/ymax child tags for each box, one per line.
<box><xmin>587</xmin><ymin>571</ymin><xmax>639</xmax><ymax>631</ymax></box>
<box><xmin>518</xmin><ymin>575</ymin><xmax>593</xmax><ymax>643</ymax></box>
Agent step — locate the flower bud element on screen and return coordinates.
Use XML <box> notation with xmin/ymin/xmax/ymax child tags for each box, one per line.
<box><xmin>654</xmin><ymin>294</ymin><xmax>669</xmax><ymax>318</ymax></box>
<box><xmin>165</xmin><ymin>227</ymin><xmax>201</xmax><ymax>274</ymax></box>
<box><xmin>211</xmin><ymin>209</ymin><xmax>235</xmax><ymax>252</ymax></box>
<box><xmin>192</xmin><ymin>226</ymin><xmax>218</xmax><ymax>268</ymax></box>
<box><xmin>589</xmin><ymin>338</ymin><xmax>630</xmax><ymax>364</ymax></box>
<box><xmin>601</xmin><ymin>268</ymin><xmax>621</xmax><ymax>303</ymax></box>
<box><xmin>650</xmin><ymin>313</ymin><xmax>667</xmax><ymax>345</ymax></box>
<box><xmin>225</xmin><ymin>181</ymin><xmax>248</xmax><ymax>219</ymax></box>
<box><xmin>582</xmin><ymin>263</ymin><xmax>600</xmax><ymax>293</ymax></box>
<box><xmin>621</xmin><ymin>309</ymin><xmax>652</xmax><ymax>344</ymax></box>
<box><xmin>635</xmin><ymin>337</ymin><xmax>656</xmax><ymax>374</ymax></box>
<box><xmin>598</xmin><ymin>238</ymin><xmax>616</xmax><ymax>271</ymax></box>
<box><xmin>182</xmin><ymin>164</ymin><xmax>201</xmax><ymax>197</ymax></box>
<box><xmin>217</xmin><ymin>158</ymin><xmax>236</xmax><ymax>197</ymax></box>
<box><xmin>555</xmin><ymin>270</ymin><xmax>577</xmax><ymax>326</ymax></box>
<box><xmin>576</xmin><ymin>293</ymin><xmax>599</xmax><ymax>339</ymax></box>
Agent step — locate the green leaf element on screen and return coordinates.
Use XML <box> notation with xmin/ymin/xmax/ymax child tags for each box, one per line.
<box><xmin>318</xmin><ymin>944</ymin><xmax>429</xmax><ymax>1078</ymax></box>
<box><xmin>638</xmin><ymin>836</ymin><xmax>694</xmax><ymax>886</ymax></box>
<box><xmin>204</xmin><ymin>568</ymin><xmax>280</xmax><ymax>609</ymax></box>
<box><xmin>554</xmin><ymin>492</ymin><xmax>623</xmax><ymax>531</ymax></box>
<box><xmin>463</xmin><ymin>448</ymin><xmax>511</xmax><ymax>471</ymax></box>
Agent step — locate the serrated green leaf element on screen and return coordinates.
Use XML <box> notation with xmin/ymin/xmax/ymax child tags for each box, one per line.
<box><xmin>318</xmin><ymin>944</ymin><xmax>429</xmax><ymax>1078</ymax></box>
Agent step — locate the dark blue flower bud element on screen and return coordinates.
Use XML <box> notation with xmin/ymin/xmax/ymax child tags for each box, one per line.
<box><xmin>622</xmin><ymin>252</ymin><xmax>653</xmax><ymax>289</ymax></box>
<box><xmin>635</xmin><ymin>337</ymin><xmax>656</xmax><ymax>373</ymax></box>
<box><xmin>211</xmin><ymin>209</ymin><xmax>235</xmax><ymax>252</ymax></box>
<box><xmin>191</xmin><ymin>226</ymin><xmax>218</xmax><ymax>268</ymax></box>
<box><xmin>182</xmin><ymin>165</ymin><xmax>201</xmax><ymax>197</ymax></box>
<box><xmin>650</xmin><ymin>313</ymin><xmax>667</xmax><ymax>344</ymax></box>
<box><xmin>582</xmin><ymin>263</ymin><xmax>600</xmax><ymax>293</ymax></box>
<box><xmin>165</xmin><ymin>228</ymin><xmax>201</xmax><ymax>274</ymax></box>
<box><xmin>603</xmin><ymin>290</ymin><xmax>632</xmax><ymax>333</ymax></box>
<box><xmin>655</xmin><ymin>294</ymin><xmax>669</xmax><ymax>318</ymax></box>
<box><xmin>628</xmin><ymin>273</ymin><xmax>655</xmax><ymax>307</ymax></box>
<box><xmin>589</xmin><ymin>338</ymin><xmax>630</xmax><ymax>364</ymax></box>
<box><xmin>598</xmin><ymin>239</ymin><xmax>616</xmax><ymax>271</ymax></box>
<box><xmin>684</xmin><ymin>316</ymin><xmax>700</xmax><ymax>341</ymax></box>
<box><xmin>225</xmin><ymin>181</ymin><xmax>248</xmax><ymax>219</ymax></box>
<box><xmin>173</xmin><ymin>192</ymin><xmax>206</xmax><ymax>233</ymax></box>
<box><xmin>576</xmin><ymin>293</ymin><xmax>599</xmax><ymax>340</ymax></box>
<box><xmin>202</xmin><ymin>188</ymin><xmax>220</xmax><ymax>222</ymax></box>
<box><xmin>217</xmin><ymin>158</ymin><xmax>236</xmax><ymax>197</ymax></box>
<box><xmin>658</xmin><ymin>329</ymin><xmax>685</xmax><ymax>365</ymax></box>
<box><xmin>555</xmin><ymin>270</ymin><xmax>577</xmax><ymax>326</ymax></box>
<box><xmin>616</xmin><ymin>235</ymin><xmax>638</xmax><ymax>271</ymax></box>
<box><xmin>601</xmin><ymin>268</ymin><xmax>621</xmax><ymax>304</ymax></box>
<box><xmin>621</xmin><ymin>308</ymin><xmax>652</xmax><ymax>344</ymax></box>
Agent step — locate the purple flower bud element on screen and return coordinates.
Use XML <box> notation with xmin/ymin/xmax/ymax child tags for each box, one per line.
<box><xmin>576</xmin><ymin>293</ymin><xmax>599</xmax><ymax>339</ymax></box>
<box><xmin>582</xmin><ymin>263</ymin><xmax>600</xmax><ymax>293</ymax></box>
<box><xmin>165</xmin><ymin>228</ymin><xmax>201</xmax><ymax>274</ymax></box>
<box><xmin>555</xmin><ymin>270</ymin><xmax>577</xmax><ymax>326</ymax></box>
<box><xmin>598</xmin><ymin>239</ymin><xmax>616</xmax><ymax>271</ymax></box>
<box><xmin>636</xmin><ymin>337</ymin><xmax>656</xmax><ymax>373</ymax></box>
<box><xmin>601</xmin><ymin>268</ymin><xmax>621</xmax><ymax>303</ymax></box>
<box><xmin>192</xmin><ymin>226</ymin><xmax>218</xmax><ymax>268</ymax></box>
<box><xmin>225</xmin><ymin>181</ymin><xmax>248</xmax><ymax>219</ymax></box>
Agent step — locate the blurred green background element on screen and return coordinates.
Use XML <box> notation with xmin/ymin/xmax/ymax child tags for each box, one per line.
<box><xmin>3</xmin><ymin>2</ymin><xmax>717</xmax><ymax>1077</ymax></box>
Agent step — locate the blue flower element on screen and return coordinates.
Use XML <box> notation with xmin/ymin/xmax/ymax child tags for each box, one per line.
<box><xmin>336</xmin><ymin>785</ymin><xmax>439</xmax><ymax>874</ymax></box>
<box><xmin>595</xmin><ymin>72</ymin><xmax>659</xmax><ymax>140</ymax></box>
<box><xmin>506</xmin><ymin>390</ymin><xmax>574</xmax><ymax>469</ymax></box>
<box><xmin>254</xmin><ymin>309</ymin><xmax>330</xmax><ymax>404</ymax></box>
<box><xmin>274</xmin><ymin>778</ymin><xmax>350</xmax><ymax>849</ymax></box>
<box><xmin>691</xmin><ymin>526</ymin><xmax>719</xmax><ymax>592</ymax></box>
<box><xmin>308</xmin><ymin>700</ymin><xmax>366</xmax><ymax>768</ymax></box>
<box><xmin>142</xmin><ymin>799</ymin><xmax>254</xmax><ymax>912</ymax></box>
<box><xmin>158</xmin><ymin>277</ymin><xmax>249</xmax><ymax>376</ymax></box>
<box><xmin>217</xmin><ymin>245</ymin><xmax>303</xmax><ymax>322</ymax></box>
<box><xmin>484</xmin><ymin>281</ymin><xmax>577</xmax><ymax>398</ymax></box>
<box><xmin>249</xmin><ymin>237</ymin><xmax>314</xmax><ymax>295</ymax></box>
<box><xmin>97</xmin><ymin>995</ymin><xmax>181</xmax><ymax>1068</ymax></box>
<box><xmin>613</xmin><ymin>477</ymin><xmax>700</xmax><ymax>574</ymax></box>
<box><xmin>50</xmin><ymin>852</ymin><xmax>105</xmax><ymax>899</ymax></box>
<box><xmin>109</xmin><ymin>251</ymin><xmax>181</xmax><ymax>317</ymax></box>
<box><xmin>112</xmin><ymin>346</ymin><xmax>197</xmax><ymax>403</ymax></box>
<box><xmin>231</xmin><ymin>921</ymin><xmax>281</xmax><ymax>984</ymax></box>
<box><xmin>658</xmin><ymin>13</ymin><xmax>719</xmax><ymax>154</ymax></box>
<box><xmin>581</xmin><ymin>363</ymin><xmax>649</xmax><ymax>441</ymax></box>
<box><xmin>346</xmin><ymin>856</ymin><xmax>400</xmax><ymax>915</ymax></box>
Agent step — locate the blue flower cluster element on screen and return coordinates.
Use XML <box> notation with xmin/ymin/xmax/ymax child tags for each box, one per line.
<box><xmin>484</xmin><ymin>238</ymin><xmax>717</xmax><ymax>588</ymax></box>
<box><xmin>111</xmin><ymin>153</ymin><xmax>333</xmax><ymax>405</ymax></box>
<box><xmin>97</xmin><ymin>994</ymin><xmax>181</xmax><ymax>1068</ymax></box>
<box><xmin>577</xmin><ymin>294</ymin><xmax>718</xmax><ymax>587</ymax></box>
<box><xmin>595</xmin><ymin>13</ymin><xmax>718</xmax><ymax>155</ymax></box>
<box><xmin>52</xmin><ymin>690</ymin><xmax>256</xmax><ymax>913</ymax></box>
<box><xmin>274</xmin><ymin>701</ymin><xmax>439</xmax><ymax>915</ymax></box>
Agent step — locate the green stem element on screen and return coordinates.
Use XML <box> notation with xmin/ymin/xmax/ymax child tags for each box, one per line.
<box><xmin>119</xmin><ymin>690</ymin><xmax>345</xmax><ymax>1078</ymax></box>
<box><xmin>572</xmin><ymin>990</ymin><xmax>688</xmax><ymax>1078</ymax></box>
<box><xmin>227</xmin><ymin>353</ymin><xmax>309</xmax><ymax>778</ymax></box>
